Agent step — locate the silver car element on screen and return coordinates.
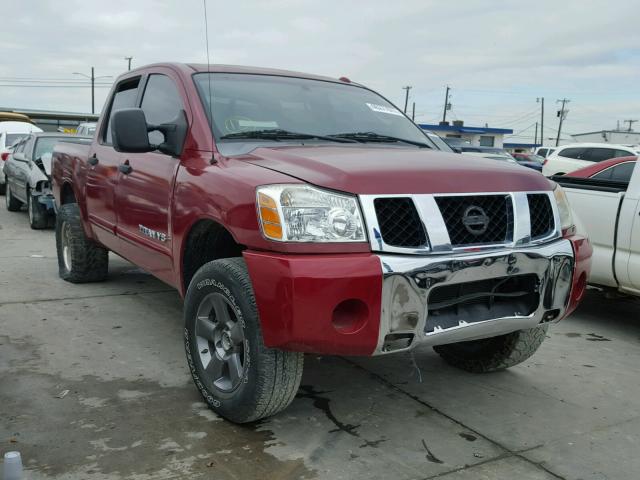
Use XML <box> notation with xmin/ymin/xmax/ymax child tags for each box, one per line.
<box><xmin>4</xmin><ymin>132</ymin><xmax>90</xmax><ymax>228</ymax></box>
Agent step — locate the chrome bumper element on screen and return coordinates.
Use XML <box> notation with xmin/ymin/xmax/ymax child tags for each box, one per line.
<box><xmin>374</xmin><ymin>239</ymin><xmax>574</xmax><ymax>355</ymax></box>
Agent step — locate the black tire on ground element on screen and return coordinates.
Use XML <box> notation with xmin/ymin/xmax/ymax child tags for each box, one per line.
<box><xmin>0</xmin><ymin>182</ymin><xmax>5</xmax><ymax>195</ymax></box>
<box><xmin>55</xmin><ymin>203</ymin><xmax>109</xmax><ymax>283</ymax></box>
<box><xmin>5</xmin><ymin>183</ymin><xmax>22</xmax><ymax>212</ymax></box>
<box><xmin>184</xmin><ymin>258</ymin><xmax>304</xmax><ymax>423</ymax></box>
<box><xmin>28</xmin><ymin>191</ymin><xmax>48</xmax><ymax>229</ymax></box>
<box><xmin>433</xmin><ymin>325</ymin><xmax>548</xmax><ymax>373</ymax></box>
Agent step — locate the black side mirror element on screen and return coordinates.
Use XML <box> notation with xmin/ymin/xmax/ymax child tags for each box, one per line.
<box><xmin>153</xmin><ymin>110</ymin><xmax>188</xmax><ymax>157</ymax></box>
<box><xmin>111</xmin><ymin>108</ymin><xmax>153</xmax><ymax>153</ymax></box>
<box><xmin>452</xmin><ymin>147</ymin><xmax>462</xmax><ymax>154</ymax></box>
<box><xmin>111</xmin><ymin>108</ymin><xmax>188</xmax><ymax>157</ymax></box>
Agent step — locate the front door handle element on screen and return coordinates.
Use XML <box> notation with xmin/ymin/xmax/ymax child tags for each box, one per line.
<box><xmin>118</xmin><ymin>161</ymin><xmax>132</xmax><ymax>175</ymax></box>
<box><xmin>88</xmin><ymin>154</ymin><xmax>99</xmax><ymax>166</ymax></box>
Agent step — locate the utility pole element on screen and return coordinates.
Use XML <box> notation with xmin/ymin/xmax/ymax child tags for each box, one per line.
<box><xmin>73</xmin><ymin>67</ymin><xmax>112</xmax><ymax>114</ymax></box>
<box><xmin>624</xmin><ymin>119</ymin><xmax>638</xmax><ymax>132</ymax></box>
<box><xmin>125</xmin><ymin>56</ymin><xmax>133</xmax><ymax>71</ymax></box>
<box><xmin>537</xmin><ymin>97</ymin><xmax>545</xmax><ymax>145</ymax></box>
<box><xmin>534</xmin><ymin>122</ymin><xmax>538</xmax><ymax>145</ymax></box>
<box><xmin>411</xmin><ymin>102</ymin><xmax>416</xmax><ymax>121</ymax></box>
<box><xmin>442</xmin><ymin>85</ymin><xmax>451</xmax><ymax>123</ymax></box>
<box><xmin>555</xmin><ymin>98</ymin><xmax>570</xmax><ymax>147</ymax></box>
<box><xmin>617</xmin><ymin>120</ymin><xmax>621</xmax><ymax>131</ymax></box>
<box><xmin>402</xmin><ymin>86</ymin><xmax>412</xmax><ymax>114</ymax></box>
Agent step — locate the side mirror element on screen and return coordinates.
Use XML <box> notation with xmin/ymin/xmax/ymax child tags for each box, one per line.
<box><xmin>111</xmin><ymin>108</ymin><xmax>154</xmax><ymax>153</ymax></box>
<box><xmin>154</xmin><ymin>110</ymin><xmax>188</xmax><ymax>157</ymax></box>
<box><xmin>12</xmin><ymin>152</ymin><xmax>27</xmax><ymax>162</ymax></box>
<box><xmin>111</xmin><ymin>108</ymin><xmax>188</xmax><ymax>157</ymax></box>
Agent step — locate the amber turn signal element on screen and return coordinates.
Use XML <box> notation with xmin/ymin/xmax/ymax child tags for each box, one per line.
<box><xmin>258</xmin><ymin>192</ymin><xmax>283</xmax><ymax>240</ymax></box>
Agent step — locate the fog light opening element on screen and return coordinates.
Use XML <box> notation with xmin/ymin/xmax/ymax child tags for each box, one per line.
<box><xmin>383</xmin><ymin>333</ymin><xmax>414</xmax><ymax>352</ymax></box>
<box><xmin>541</xmin><ymin>309</ymin><xmax>560</xmax><ymax>323</ymax></box>
<box><xmin>332</xmin><ymin>299</ymin><xmax>369</xmax><ymax>334</ymax></box>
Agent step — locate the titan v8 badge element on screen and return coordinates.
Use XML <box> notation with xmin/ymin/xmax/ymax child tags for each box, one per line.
<box><xmin>139</xmin><ymin>224</ymin><xmax>167</xmax><ymax>242</ymax></box>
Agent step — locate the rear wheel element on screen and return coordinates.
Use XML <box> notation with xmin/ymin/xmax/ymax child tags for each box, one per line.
<box><xmin>184</xmin><ymin>258</ymin><xmax>304</xmax><ymax>423</ymax></box>
<box><xmin>5</xmin><ymin>183</ymin><xmax>22</xmax><ymax>212</ymax></box>
<box><xmin>55</xmin><ymin>203</ymin><xmax>109</xmax><ymax>283</ymax></box>
<box><xmin>28</xmin><ymin>191</ymin><xmax>48</xmax><ymax>229</ymax></box>
<box><xmin>434</xmin><ymin>325</ymin><xmax>548</xmax><ymax>373</ymax></box>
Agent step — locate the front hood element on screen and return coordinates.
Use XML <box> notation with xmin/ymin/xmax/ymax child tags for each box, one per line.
<box><xmin>239</xmin><ymin>145</ymin><xmax>552</xmax><ymax>194</ymax></box>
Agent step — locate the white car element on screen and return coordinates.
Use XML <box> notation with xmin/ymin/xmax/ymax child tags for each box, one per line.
<box><xmin>1</xmin><ymin>119</ymin><xmax>43</xmax><ymax>194</ymax></box>
<box><xmin>534</xmin><ymin>146</ymin><xmax>555</xmax><ymax>158</ymax></box>
<box><xmin>542</xmin><ymin>142</ymin><xmax>639</xmax><ymax>177</ymax></box>
<box><xmin>555</xmin><ymin>160</ymin><xmax>640</xmax><ymax>296</ymax></box>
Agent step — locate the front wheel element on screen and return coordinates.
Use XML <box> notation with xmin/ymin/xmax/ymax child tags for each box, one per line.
<box><xmin>433</xmin><ymin>325</ymin><xmax>548</xmax><ymax>373</ymax></box>
<box><xmin>28</xmin><ymin>192</ymin><xmax>48</xmax><ymax>229</ymax></box>
<box><xmin>184</xmin><ymin>258</ymin><xmax>303</xmax><ymax>423</ymax></box>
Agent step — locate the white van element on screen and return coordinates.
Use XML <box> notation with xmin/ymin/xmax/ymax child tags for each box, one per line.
<box><xmin>542</xmin><ymin>142</ymin><xmax>639</xmax><ymax>177</ymax></box>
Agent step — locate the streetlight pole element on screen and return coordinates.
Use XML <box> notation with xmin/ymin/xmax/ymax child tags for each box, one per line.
<box><xmin>125</xmin><ymin>56</ymin><xmax>133</xmax><ymax>71</ymax></box>
<box><xmin>73</xmin><ymin>67</ymin><xmax>112</xmax><ymax>114</ymax></box>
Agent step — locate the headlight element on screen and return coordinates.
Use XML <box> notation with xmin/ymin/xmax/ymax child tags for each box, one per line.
<box><xmin>553</xmin><ymin>183</ymin><xmax>575</xmax><ymax>232</ymax></box>
<box><xmin>256</xmin><ymin>184</ymin><xmax>366</xmax><ymax>242</ymax></box>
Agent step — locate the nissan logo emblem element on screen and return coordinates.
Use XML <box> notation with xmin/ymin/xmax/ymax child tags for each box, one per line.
<box><xmin>462</xmin><ymin>205</ymin><xmax>490</xmax><ymax>235</ymax></box>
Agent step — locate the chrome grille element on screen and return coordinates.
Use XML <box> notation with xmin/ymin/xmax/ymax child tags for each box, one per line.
<box><xmin>373</xmin><ymin>197</ymin><xmax>427</xmax><ymax>247</ymax></box>
<box><xmin>435</xmin><ymin>195</ymin><xmax>513</xmax><ymax>247</ymax></box>
<box><xmin>362</xmin><ymin>191</ymin><xmax>558</xmax><ymax>254</ymax></box>
<box><xmin>528</xmin><ymin>194</ymin><xmax>554</xmax><ymax>239</ymax></box>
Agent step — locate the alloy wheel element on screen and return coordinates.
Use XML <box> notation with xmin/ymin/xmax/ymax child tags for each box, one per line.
<box><xmin>195</xmin><ymin>292</ymin><xmax>246</xmax><ymax>392</ymax></box>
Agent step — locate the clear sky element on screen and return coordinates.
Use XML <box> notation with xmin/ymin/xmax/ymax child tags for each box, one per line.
<box><xmin>1</xmin><ymin>0</ymin><xmax>639</xmax><ymax>143</ymax></box>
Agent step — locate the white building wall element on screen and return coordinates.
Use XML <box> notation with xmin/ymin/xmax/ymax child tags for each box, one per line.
<box><xmin>572</xmin><ymin>131</ymin><xmax>640</xmax><ymax>145</ymax></box>
<box><xmin>438</xmin><ymin>132</ymin><xmax>505</xmax><ymax>147</ymax></box>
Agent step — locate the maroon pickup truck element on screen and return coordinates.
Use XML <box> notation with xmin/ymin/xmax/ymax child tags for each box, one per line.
<box><xmin>52</xmin><ymin>63</ymin><xmax>592</xmax><ymax>423</ymax></box>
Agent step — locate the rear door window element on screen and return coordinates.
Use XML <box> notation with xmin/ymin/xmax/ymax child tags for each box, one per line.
<box><xmin>591</xmin><ymin>162</ymin><xmax>636</xmax><ymax>184</ymax></box>
<box><xmin>582</xmin><ymin>148</ymin><xmax>617</xmax><ymax>163</ymax></box>
<box><xmin>104</xmin><ymin>78</ymin><xmax>141</xmax><ymax>145</ymax></box>
<box><xmin>140</xmin><ymin>74</ymin><xmax>183</xmax><ymax>145</ymax></box>
<box><xmin>558</xmin><ymin>147</ymin><xmax>587</xmax><ymax>159</ymax></box>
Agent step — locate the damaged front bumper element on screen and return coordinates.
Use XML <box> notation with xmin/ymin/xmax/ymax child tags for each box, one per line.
<box><xmin>375</xmin><ymin>239</ymin><xmax>575</xmax><ymax>354</ymax></box>
<box><xmin>244</xmin><ymin>236</ymin><xmax>590</xmax><ymax>357</ymax></box>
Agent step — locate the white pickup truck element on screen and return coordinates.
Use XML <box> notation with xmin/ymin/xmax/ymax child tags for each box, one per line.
<box><xmin>553</xmin><ymin>162</ymin><xmax>640</xmax><ymax>296</ymax></box>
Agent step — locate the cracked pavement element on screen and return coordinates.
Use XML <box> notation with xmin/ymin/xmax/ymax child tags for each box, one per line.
<box><xmin>1</xmin><ymin>206</ymin><xmax>639</xmax><ymax>479</ymax></box>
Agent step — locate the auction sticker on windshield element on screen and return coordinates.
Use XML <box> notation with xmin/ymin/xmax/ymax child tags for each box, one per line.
<box><xmin>366</xmin><ymin>103</ymin><xmax>403</xmax><ymax>116</ymax></box>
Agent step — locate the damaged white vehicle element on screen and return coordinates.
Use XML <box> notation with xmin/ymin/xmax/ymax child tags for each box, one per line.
<box><xmin>4</xmin><ymin>132</ymin><xmax>91</xmax><ymax>228</ymax></box>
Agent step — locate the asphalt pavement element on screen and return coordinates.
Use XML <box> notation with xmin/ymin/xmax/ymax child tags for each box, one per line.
<box><xmin>1</xmin><ymin>204</ymin><xmax>639</xmax><ymax>479</ymax></box>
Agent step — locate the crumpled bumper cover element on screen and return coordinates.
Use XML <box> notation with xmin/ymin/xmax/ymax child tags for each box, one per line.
<box><xmin>244</xmin><ymin>235</ymin><xmax>590</xmax><ymax>356</ymax></box>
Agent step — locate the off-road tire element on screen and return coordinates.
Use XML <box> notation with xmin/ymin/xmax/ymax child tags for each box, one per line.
<box><xmin>5</xmin><ymin>184</ymin><xmax>22</xmax><ymax>211</ymax></box>
<box><xmin>28</xmin><ymin>191</ymin><xmax>48</xmax><ymax>229</ymax></box>
<box><xmin>55</xmin><ymin>203</ymin><xmax>109</xmax><ymax>283</ymax></box>
<box><xmin>434</xmin><ymin>325</ymin><xmax>548</xmax><ymax>373</ymax></box>
<box><xmin>184</xmin><ymin>258</ymin><xmax>304</xmax><ymax>423</ymax></box>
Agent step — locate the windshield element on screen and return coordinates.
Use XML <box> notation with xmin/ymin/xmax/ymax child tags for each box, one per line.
<box><xmin>193</xmin><ymin>73</ymin><xmax>434</xmax><ymax>149</ymax></box>
<box><xmin>34</xmin><ymin>137</ymin><xmax>65</xmax><ymax>160</ymax></box>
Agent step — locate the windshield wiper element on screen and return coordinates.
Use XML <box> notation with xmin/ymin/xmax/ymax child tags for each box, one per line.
<box><xmin>220</xmin><ymin>129</ymin><xmax>358</xmax><ymax>143</ymax></box>
<box><xmin>328</xmin><ymin>132</ymin><xmax>431</xmax><ymax>148</ymax></box>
